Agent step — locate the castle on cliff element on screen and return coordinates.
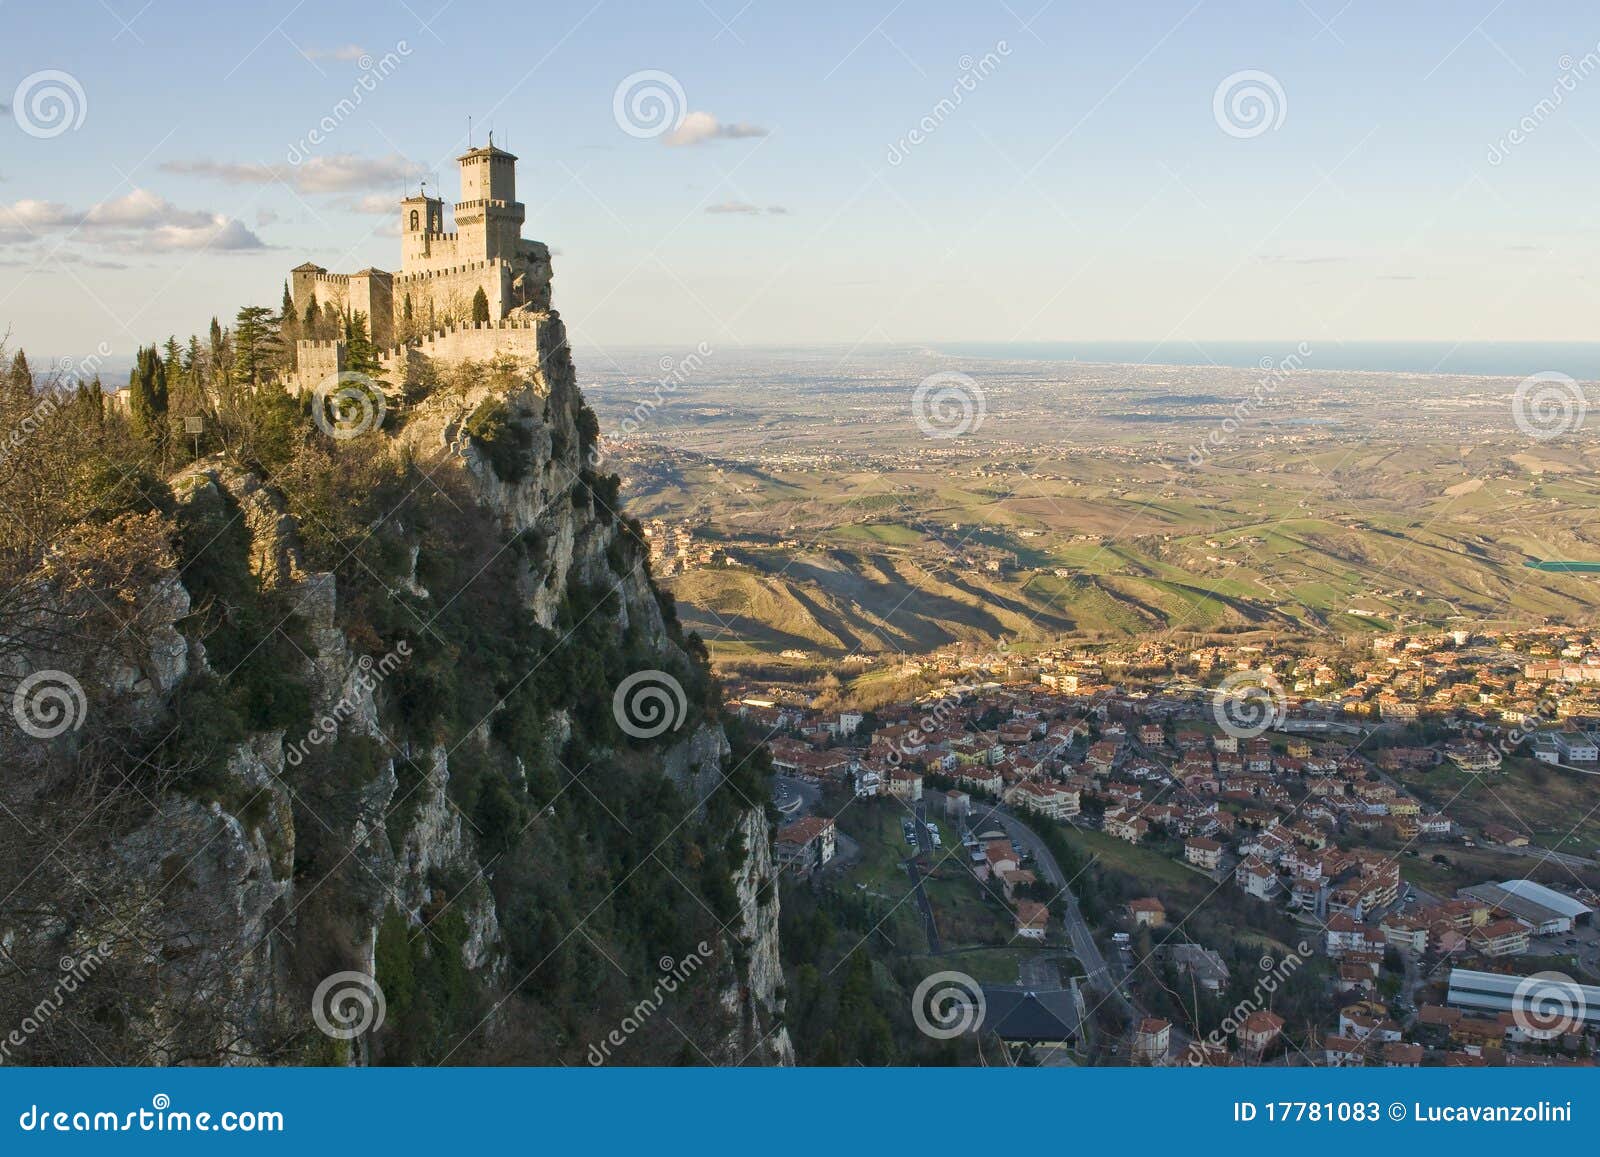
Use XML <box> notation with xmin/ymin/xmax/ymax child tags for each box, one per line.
<box><xmin>289</xmin><ymin>136</ymin><xmax>554</xmax><ymax>388</ymax></box>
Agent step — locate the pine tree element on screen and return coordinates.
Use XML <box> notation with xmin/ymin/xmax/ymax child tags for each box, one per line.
<box><xmin>471</xmin><ymin>286</ymin><xmax>490</xmax><ymax>324</ymax></box>
<box><xmin>184</xmin><ymin>335</ymin><xmax>202</xmax><ymax>387</ymax></box>
<box><xmin>77</xmin><ymin>377</ymin><xmax>105</xmax><ymax>426</ymax></box>
<box><xmin>4</xmin><ymin>349</ymin><xmax>32</xmax><ymax>402</ymax></box>
<box><xmin>279</xmin><ymin>281</ymin><xmax>299</xmax><ymax>350</ymax></box>
<box><xmin>232</xmin><ymin>305</ymin><xmax>280</xmax><ymax>388</ymax></box>
<box><xmin>128</xmin><ymin>345</ymin><xmax>168</xmax><ymax>446</ymax></box>
<box><xmin>342</xmin><ymin>312</ymin><xmax>382</xmax><ymax>376</ymax></box>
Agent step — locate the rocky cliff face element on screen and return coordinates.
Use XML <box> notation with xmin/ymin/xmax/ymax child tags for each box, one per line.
<box><xmin>0</xmin><ymin>311</ymin><xmax>790</xmax><ymax>1067</ymax></box>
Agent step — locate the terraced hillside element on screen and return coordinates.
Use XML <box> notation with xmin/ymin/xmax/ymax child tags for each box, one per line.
<box><xmin>581</xmin><ymin>347</ymin><xmax>1600</xmax><ymax>668</ymax></box>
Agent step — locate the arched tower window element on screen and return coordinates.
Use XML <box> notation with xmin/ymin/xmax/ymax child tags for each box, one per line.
<box><xmin>409</xmin><ymin>210</ymin><xmax>420</xmax><ymax>231</ymax></box>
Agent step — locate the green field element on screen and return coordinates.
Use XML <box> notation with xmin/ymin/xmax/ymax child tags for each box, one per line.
<box><xmin>591</xmin><ymin>358</ymin><xmax>1600</xmax><ymax>666</ymax></box>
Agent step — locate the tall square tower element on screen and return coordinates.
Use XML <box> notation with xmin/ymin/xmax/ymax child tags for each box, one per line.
<box><xmin>455</xmin><ymin>138</ymin><xmax>525</xmax><ymax>262</ymax></box>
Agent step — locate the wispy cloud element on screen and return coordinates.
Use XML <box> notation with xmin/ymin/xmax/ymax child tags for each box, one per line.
<box><xmin>331</xmin><ymin>193</ymin><xmax>397</xmax><ymax>215</ymax></box>
<box><xmin>161</xmin><ymin>152</ymin><xmax>425</xmax><ymax>194</ymax></box>
<box><xmin>664</xmin><ymin>111</ymin><xmax>768</xmax><ymax>147</ymax></box>
<box><xmin>705</xmin><ymin>201</ymin><xmax>789</xmax><ymax>216</ymax></box>
<box><xmin>1256</xmin><ymin>253</ymin><xmax>1349</xmax><ymax>265</ymax></box>
<box><xmin>306</xmin><ymin>44</ymin><xmax>368</xmax><ymax>61</ymax></box>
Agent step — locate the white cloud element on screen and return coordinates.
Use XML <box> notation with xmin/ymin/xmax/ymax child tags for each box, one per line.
<box><xmin>162</xmin><ymin>152</ymin><xmax>425</xmax><ymax>194</ymax></box>
<box><xmin>705</xmin><ymin>201</ymin><xmax>789</xmax><ymax>216</ymax></box>
<box><xmin>331</xmin><ymin>193</ymin><xmax>397</xmax><ymax>215</ymax></box>
<box><xmin>664</xmin><ymin>111</ymin><xmax>768</xmax><ymax>147</ymax></box>
<box><xmin>0</xmin><ymin>189</ymin><xmax>266</xmax><ymax>254</ymax></box>
<box><xmin>306</xmin><ymin>44</ymin><xmax>368</xmax><ymax>61</ymax></box>
<box><xmin>138</xmin><ymin>217</ymin><xmax>266</xmax><ymax>253</ymax></box>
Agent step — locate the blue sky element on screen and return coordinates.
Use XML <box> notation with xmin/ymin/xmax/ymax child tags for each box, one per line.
<box><xmin>4</xmin><ymin>0</ymin><xmax>1600</xmax><ymax>363</ymax></box>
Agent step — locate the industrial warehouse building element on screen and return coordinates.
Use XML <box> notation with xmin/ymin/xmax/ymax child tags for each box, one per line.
<box><xmin>1446</xmin><ymin>968</ymin><xmax>1600</xmax><ymax>1028</ymax></box>
<box><xmin>1458</xmin><ymin>879</ymin><xmax>1593</xmax><ymax>937</ymax></box>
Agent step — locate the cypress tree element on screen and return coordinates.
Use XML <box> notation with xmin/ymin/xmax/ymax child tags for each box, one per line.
<box><xmin>471</xmin><ymin>286</ymin><xmax>490</xmax><ymax>324</ymax></box>
<box><xmin>5</xmin><ymin>349</ymin><xmax>32</xmax><ymax>401</ymax></box>
<box><xmin>128</xmin><ymin>345</ymin><xmax>168</xmax><ymax>446</ymax></box>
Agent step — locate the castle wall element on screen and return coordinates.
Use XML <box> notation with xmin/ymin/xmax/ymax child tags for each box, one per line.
<box><xmin>291</xmin><ymin>339</ymin><xmax>346</xmax><ymax>392</ymax></box>
<box><xmin>297</xmin><ymin>272</ymin><xmax>353</xmax><ymax>321</ymax></box>
<box><xmin>401</xmin><ymin>229</ymin><xmax>465</xmax><ymax>275</ymax></box>
<box><xmin>349</xmin><ymin>272</ymin><xmax>395</xmax><ymax>348</ymax></box>
<box><xmin>393</xmin><ymin>260</ymin><xmax>510</xmax><ymax>332</ymax></box>
<box><xmin>288</xmin><ymin>146</ymin><xmax>551</xmax><ymax>380</ymax></box>
<box><xmin>377</xmin><ymin>317</ymin><xmax>545</xmax><ymax>374</ymax></box>
<box><xmin>289</xmin><ymin>315</ymin><xmax>553</xmax><ymax>394</ymax></box>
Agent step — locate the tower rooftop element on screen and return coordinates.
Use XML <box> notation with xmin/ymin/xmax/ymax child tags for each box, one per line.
<box><xmin>456</xmin><ymin>142</ymin><xmax>517</xmax><ymax>164</ymax></box>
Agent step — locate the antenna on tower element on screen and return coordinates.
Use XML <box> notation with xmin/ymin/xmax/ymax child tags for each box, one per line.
<box><xmin>467</xmin><ymin>115</ymin><xmax>473</xmax><ymax>148</ymax></box>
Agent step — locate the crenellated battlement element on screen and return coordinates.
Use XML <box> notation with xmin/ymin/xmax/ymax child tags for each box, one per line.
<box><xmin>388</xmin><ymin>315</ymin><xmax>543</xmax><ymax>344</ymax></box>
<box><xmin>290</xmin><ymin>313</ymin><xmax>553</xmax><ymax>392</ymax></box>
<box><xmin>392</xmin><ymin>258</ymin><xmax>511</xmax><ymax>285</ymax></box>
<box><xmin>287</xmin><ymin>136</ymin><xmax>552</xmax><ymax>364</ymax></box>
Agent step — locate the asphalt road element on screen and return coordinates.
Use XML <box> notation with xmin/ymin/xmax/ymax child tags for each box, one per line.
<box><xmin>907</xmin><ymin>800</ymin><xmax>942</xmax><ymax>953</ymax></box>
<box><xmin>772</xmin><ymin>775</ymin><xmax>818</xmax><ymax>817</ymax></box>
<box><xmin>976</xmin><ymin>800</ymin><xmax>1135</xmax><ymax>1023</ymax></box>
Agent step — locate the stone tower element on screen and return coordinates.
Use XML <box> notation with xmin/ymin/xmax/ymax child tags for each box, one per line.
<box><xmin>399</xmin><ymin>189</ymin><xmax>446</xmax><ymax>271</ymax></box>
<box><xmin>287</xmin><ymin>126</ymin><xmax>553</xmax><ymax>388</ymax></box>
<box><xmin>453</xmin><ymin>136</ymin><xmax>524</xmax><ymax>263</ymax></box>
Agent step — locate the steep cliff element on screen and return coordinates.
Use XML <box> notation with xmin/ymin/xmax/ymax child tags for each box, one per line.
<box><xmin>0</xmin><ymin>312</ymin><xmax>790</xmax><ymax>1066</ymax></box>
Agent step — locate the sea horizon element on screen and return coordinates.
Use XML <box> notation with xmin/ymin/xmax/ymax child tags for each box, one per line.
<box><xmin>931</xmin><ymin>340</ymin><xmax>1600</xmax><ymax>379</ymax></box>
